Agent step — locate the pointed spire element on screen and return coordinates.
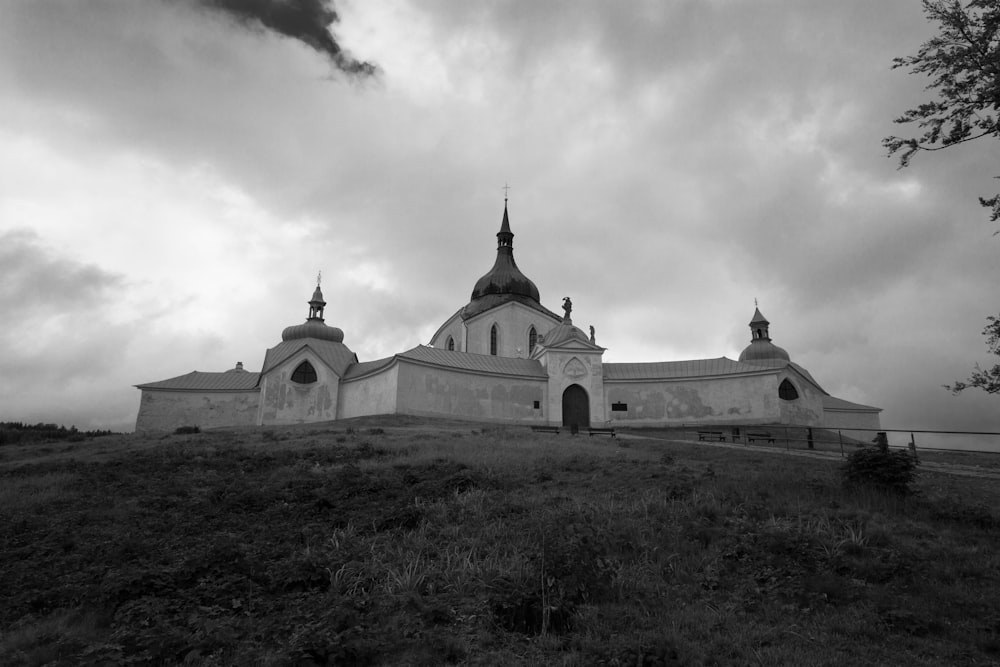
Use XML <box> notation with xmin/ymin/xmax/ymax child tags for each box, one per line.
<box><xmin>467</xmin><ymin>199</ymin><xmax>541</xmax><ymax>304</ymax></box>
<box><xmin>750</xmin><ymin>307</ymin><xmax>769</xmax><ymax>326</ymax></box>
<box><xmin>308</xmin><ymin>275</ymin><xmax>326</xmax><ymax>322</ymax></box>
<box><xmin>749</xmin><ymin>305</ymin><xmax>770</xmax><ymax>341</ymax></box>
<box><xmin>497</xmin><ymin>199</ymin><xmax>513</xmax><ymax>248</ymax></box>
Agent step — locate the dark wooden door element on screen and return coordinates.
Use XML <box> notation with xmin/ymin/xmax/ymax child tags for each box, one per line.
<box><xmin>562</xmin><ymin>384</ymin><xmax>590</xmax><ymax>432</ymax></box>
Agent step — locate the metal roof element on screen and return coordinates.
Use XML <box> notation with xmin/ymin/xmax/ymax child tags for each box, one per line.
<box><xmin>822</xmin><ymin>395</ymin><xmax>882</xmax><ymax>412</ymax></box>
<box><xmin>136</xmin><ymin>370</ymin><xmax>261</xmax><ymax>392</ymax></box>
<box><xmin>260</xmin><ymin>338</ymin><xmax>358</xmax><ymax>378</ymax></box>
<box><xmin>603</xmin><ymin>357</ymin><xmax>777</xmax><ymax>381</ymax></box>
<box><xmin>398</xmin><ymin>345</ymin><xmax>548</xmax><ymax>378</ymax></box>
<box><xmin>342</xmin><ymin>356</ymin><xmax>396</xmax><ymax>380</ymax></box>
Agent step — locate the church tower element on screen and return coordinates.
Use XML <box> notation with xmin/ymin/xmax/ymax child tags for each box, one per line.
<box><xmin>429</xmin><ymin>200</ymin><xmax>561</xmax><ymax>356</ymax></box>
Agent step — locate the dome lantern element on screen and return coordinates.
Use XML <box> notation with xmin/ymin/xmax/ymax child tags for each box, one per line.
<box><xmin>282</xmin><ymin>278</ymin><xmax>344</xmax><ymax>343</ymax></box>
<box><xmin>738</xmin><ymin>305</ymin><xmax>790</xmax><ymax>363</ymax></box>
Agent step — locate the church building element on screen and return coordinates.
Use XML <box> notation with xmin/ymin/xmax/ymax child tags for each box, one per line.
<box><xmin>135</xmin><ymin>203</ymin><xmax>881</xmax><ymax>435</ymax></box>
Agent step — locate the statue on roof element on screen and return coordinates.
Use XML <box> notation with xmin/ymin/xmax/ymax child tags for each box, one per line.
<box><xmin>589</xmin><ymin>325</ymin><xmax>595</xmax><ymax>344</ymax></box>
<box><xmin>562</xmin><ymin>296</ymin><xmax>572</xmax><ymax>320</ymax></box>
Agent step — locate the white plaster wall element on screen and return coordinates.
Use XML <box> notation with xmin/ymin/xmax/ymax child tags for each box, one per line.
<box><xmin>135</xmin><ymin>390</ymin><xmax>260</xmax><ymax>432</ymax></box>
<box><xmin>604</xmin><ymin>374</ymin><xmax>780</xmax><ymax>426</ymax></box>
<box><xmin>822</xmin><ymin>409</ymin><xmax>882</xmax><ymax>441</ymax></box>
<box><xmin>339</xmin><ymin>366</ymin><xmax>400</xmax><ymax>419</ymax></box>
<box><xmin>464</xmin><ymin>303</ymin><xmax>560</xmax><ymax>357</ymax></box>
<box><xmin>776</xmin><ymin>373</ymin><xmax>824</xmax><ymax>427</ymax></box>
<box><xmin>258</xmin><ymin>349</ymin><xmax>339</xmax><ymax>425</ymax></box>
<box><xmin>395</xmin><ymin>361</ymin><xmax>545</xmax><ymax>422</ymax></box>
<box><xmin>429</xmin><ymin>315</ymin><xmax>464</xmax><ymax>351</ymax></box>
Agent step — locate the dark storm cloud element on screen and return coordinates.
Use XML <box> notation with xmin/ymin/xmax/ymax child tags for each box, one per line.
<box><xmin>187</xmin><ymin>0</ymin><xmax>377</xmax><ymax>76</ymax></box>
<box><xmin>0</xmin><ymin>230</ymin><xmax>124</xmax><ymax>314</ymax></box>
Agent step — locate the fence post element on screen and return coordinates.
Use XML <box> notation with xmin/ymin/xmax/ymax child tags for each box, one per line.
<box><xmin>838</xmin><ymin>430</ymin><xmax>844</xmax><ymax>458</ymax></box>
<box><xmin>909</xmin><ymin>432</ymin><xmax>919</xmax><ymax>462</ymax></box>
<box><xmin>807</xmin><ymin>427</ymin><xmax>814</xmax><ymax>450</ymax></box>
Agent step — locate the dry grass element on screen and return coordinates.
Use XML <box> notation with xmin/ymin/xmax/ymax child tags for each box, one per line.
<box><xmin>1</xmin><ymin>417</ymin><xmax>998</xmax><ymax>665</ymax></box>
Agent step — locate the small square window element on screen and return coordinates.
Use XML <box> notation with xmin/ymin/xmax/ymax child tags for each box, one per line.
<box><xmin>611</xmin><ymin>402</ymin><xmax>628</xmax><ymax>412</ymax></box>
<box><xmin>533</xmin><ymin>401</ymin><xmax>540</xmax><ymax>409</ymax></box>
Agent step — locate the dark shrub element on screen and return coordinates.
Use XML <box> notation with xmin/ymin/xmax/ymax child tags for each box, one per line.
<box><xmin>841</xmin><ymin>442</ymin><xmax>918</xmax><ymax>495</ymax></box>
<box><xmin>174</xmin><ymin>426</ymin><xmax>201</xmax><ymax>435</ymax></box>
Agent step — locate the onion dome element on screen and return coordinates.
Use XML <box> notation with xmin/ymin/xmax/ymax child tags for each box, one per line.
<box><xmin>282</xmin><ymin>282</ymin><xmax>344</xmax><ymax>343</ymax></box>
<box><xmin>469</xmin><ymin>202</ymin><xmax>541</xmax><ymax>302</ymax></box>
<box><xmin>462</xmin><ymin>202</ymin><xmax>556</xmax><ymax>320</ymax></box>
<box><xmin>738</xmin><ymin>306</ymin><xmax>790</xmax><ymax>363</ymax></box>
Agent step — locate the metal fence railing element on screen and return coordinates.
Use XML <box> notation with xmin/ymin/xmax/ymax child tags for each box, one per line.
<box><xmin>632</xmin><ymin>425</ymin><xmax>1000</xmax><ymax>460</ymax></box>
<box><xmin>721</xmin><ymin>426</ymin><xmax>1000</xmax><ymax>459</ymax></box>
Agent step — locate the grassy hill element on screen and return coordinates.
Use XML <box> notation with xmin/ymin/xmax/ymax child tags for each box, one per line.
<box><xmin>1</xmin><ymin>417</ymin><xmax>998</xmax><ymax>665</ymax></box>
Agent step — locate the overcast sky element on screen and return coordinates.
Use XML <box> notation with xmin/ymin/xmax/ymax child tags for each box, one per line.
<box><xmin>1</xmin><ymin>0</ymin><xmax>998</xmax><ymax>439</ymax></box>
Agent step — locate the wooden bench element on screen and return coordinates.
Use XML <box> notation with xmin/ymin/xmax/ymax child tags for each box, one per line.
<box><xmin>531</xmin><ymin>425</ymin><xmax>561</xmax><ymax>435</ymax></box>
<box><xmin>588</xmin><ymin>427</ymin><xmax>616</xmax><ymax>438</ymax></box>
<box><xmin>747</xmin><ymin>431</ymin><xmax>775</xmax><ymax>444</ymax></box>
<box><xmin>697</xmin><ymin>431</ymin><xmax>726</xmax><ymax>442</ymax></box>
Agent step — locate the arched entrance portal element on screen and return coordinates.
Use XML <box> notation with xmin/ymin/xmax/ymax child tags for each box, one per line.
<box><xmin>562</xmin><ymin>384</ymin><xmax>590</xmax><ymax>433</ymax></box>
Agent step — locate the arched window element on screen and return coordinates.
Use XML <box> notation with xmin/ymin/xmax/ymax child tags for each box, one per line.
<box><xmin>490</xmin><ymin>324</ymin><xmax>498</xmax><ymax>356</ymax></box>
<box><xmin>291</xmin><ymin>360</ymin><xmax>318</xmax><ymax>384</ymax></box>
<box><xmin>778</xmin><ymin>379</ymin><xmax>799</xmax><ymax>401</ymax></box>
<box><xmin>446</xmin><ymin>336</ymin><xmax>455</xmax><ymax>351</ymax></box>
<box><xmin>528</xmin><ymin>326</ymin><xmax>537</xmax><ymax>353</ymax></box>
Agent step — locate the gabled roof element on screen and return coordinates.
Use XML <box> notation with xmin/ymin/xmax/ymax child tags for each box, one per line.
<box><xmin>260</xmin><ymin>338</ymin><xmax>358</xmax><ymax>378</ymax></box>
<box><xmin>342</xmin><ymin>355</ymin><xmax>396</xmax><ymax>381</ymax></box>
<box><xmin>741</xmin><ymin>358</ymin><xmax>825</xmax><ymax>392</ymax></box>
<box><xmin>461</xmin><ymin>293</ymin><xmax>562</xmax><ymax>322</ymax></box>
<box><xmin>136</xmin><ymin>370</ymin><xmax>261</xmax><ymax>392</ymax></box>
<box><xmin>822</xmin><ymin>395</ymin><xmax>882</xmax><ymax>412</ymax></box>
<box><xmin>603</xmin><ymin>357</ymin><xmax>779</xmax><ymax>381</ymax></box>
<box><xmin>398</xmin><ymin>345</ymin><xmax>548</xmax><ymax>378</ymax></box>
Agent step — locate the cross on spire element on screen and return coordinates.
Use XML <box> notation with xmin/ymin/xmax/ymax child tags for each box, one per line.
<box><xmin>502</xmin><ymin>182</ymin><xmax>511</xmax><ymax>202</ymax></box>
<box><xmin>317</xmin><ymin>271</ymin><xmax>322</xmax><ymax>287</ymax></box>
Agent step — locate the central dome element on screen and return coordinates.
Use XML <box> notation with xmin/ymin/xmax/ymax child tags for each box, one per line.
<box><xmin>469</xmin><ymin>203</ymin><xmax>540</xmax><ymax>302</ymax></box>
<box><xmin>461</xmin><ymin>201</ymin><xmax>558</xmax><ymax>321</ymax></box>
<box><xmin>470</xmin><ymin>252</ymin><xmax>541</xmax><ymax>301</ymax></box>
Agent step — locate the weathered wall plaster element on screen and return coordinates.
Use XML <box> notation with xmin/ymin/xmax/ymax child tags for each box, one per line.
<box><xmin>396</xmin><ymin>361</ymin><xmax>545</xmax><ymax>422</ymax></box>
<box><xmin>339</xmin><ymin>365</ymin><xmax>400</xmax><ymax>419</ymax></box>
<box><xmin>258</xmin><ymin>350</ymin><xmax>339</xmax><ymax>425</ymax></box>
<box><xmin>135</xmin><ymin>390</ymin><xmax>260</xmax><ymax>432</ymax></box>
<box><xmin>604</xmin><ymin>374</ymin><xmax>777</xmax><ymax>425</ymax></box>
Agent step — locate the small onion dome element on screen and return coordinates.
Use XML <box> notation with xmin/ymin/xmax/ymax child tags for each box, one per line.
<box><xmin>282</xmin><ymin>283</ymin><xmax>343</xmax><ymax>342</ymax></box>
<box><xmin>542</xmin><ymin>322</ymin><xmax>590</xmax><ymax>347</ymax></box>
<box><xmin>282</xmin><ymin>320</ymin><xmax>344</xmax><ymax>343</ymax></box>
<box><xmin>739</xmin><ymin>339</ymin><xmax>790</xmax><ymax>363</ymax></box>
<box><xmin>739</xmin><ymin>306</ymin><xmax>788</xmax><ymax>362</ymax></box>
